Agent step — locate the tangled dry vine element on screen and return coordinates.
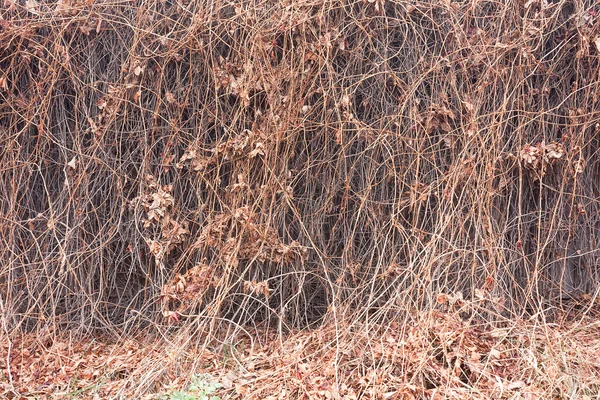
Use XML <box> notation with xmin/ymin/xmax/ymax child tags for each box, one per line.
<box><xmin>1</xmin><ymin>0</ymin><xmax>600</xmax><ymax>397</ymax></box>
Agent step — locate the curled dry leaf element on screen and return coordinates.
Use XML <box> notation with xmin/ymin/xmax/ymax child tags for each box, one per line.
<box><xmin>67</xmin><ymin>156</ymin><xmax>77</xmax><ymax>170</ymax></box>
<box><xmin>25</xmin><ymin>0</ymin><xmax>40</xmax><ymax>14</ymax></box>
<box><xmin>134</xmin><ymin>65</ymin><xmax>144</xmax><ymax>76</ymax></box>
<box><xmin>243</xmin><ymin>280</ymin><xmax>271</xmax><ymax>299</ymax></box>
<box><xmin>489</xmin><ymin>348</ymin><xmax>501</xmax><ymax>359</ymax></box>
<box><xmin>436</xmin><ymin>293</ymin><xmax>449</xmax><ymax>304</ymax></box>
<box><xmin>148</xmin><ymin>240</ymin><xmax>162</xmax><ymax>255</ymax></box>
<box><xmin>520</xmin><ymin>141</ymin><xmax>565</xmax><ymax>177</ymax></box>
<box><xmin>165</xmin><ymin>91</ymin><xmax>176</xmax><ymax>104</ymax></box>
<box><xmin>507</xmin><ymin>380</ymin><xmax>525</xmax><ymax>390</ymax></box>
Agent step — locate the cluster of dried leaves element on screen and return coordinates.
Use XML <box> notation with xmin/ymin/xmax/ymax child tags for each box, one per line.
<box><xmin>3</xmin><ymin>307</ymin><xmax>600</xmax><ymax>399</ymax></box>
<box><xmin>195</xmin><ymin>206</ymin><xmax>306</xmax><ymax>268</ymax></box>
<box><xmin>0</xmin><ymin>330</ymin><xmax>161</xmax><ymax>398</ymax></box>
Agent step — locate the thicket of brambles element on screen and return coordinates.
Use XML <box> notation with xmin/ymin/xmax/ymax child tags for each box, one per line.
<box><xmin>2</xmin><ymin>0</ymin><xmax>600</xmax><ymax>339</ymax></box>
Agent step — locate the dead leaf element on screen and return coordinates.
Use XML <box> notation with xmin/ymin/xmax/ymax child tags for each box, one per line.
<box><xmin>243</xmin><ymin>280</ymin><xmax>271</xmax><ymax>298</ymax></box>
<box><xmin>489</xmin><ymin>348</ymin><xmax>501</xmax><ymax>359</ymax></box>
<box><xmin>507</xmin><ymin>380</ymin><xmax>525</xmax><ymax>390</ymax></box>
<box><xmin>67</xmin><ymin>157</ymin><xmax>77</xmax><ymax>171</ymax></box>
<box><xmin>134</xmin><ymin>65</ymin><xmax>144</xmax><ymax>76</ymax></box>
<box><xmin>524</xmin><ymin>0</ymin><xmax>536</xmax><ymax>9</ymax></box>
<box><xmin>25</xmin><ymin>0</ymin><xmax>40</xmax><ymax>14</ymax></box>
<box><xmin>249</xmin><ymin>142</ymin><xmax>265</xmax><ymax>158</ymax></box>
<box><xmin>165</xmin><ymin>91</ymin><xmax>176</xmax><ymax>104</ymax></box>
<box><xmin>436</xmin><ymin>293</ymin><xmax>449</xmax><ymax>304</ymax></box>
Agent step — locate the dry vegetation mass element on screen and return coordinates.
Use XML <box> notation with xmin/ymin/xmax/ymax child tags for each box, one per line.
<box><xmin>1</xmin><ymin>0</ymin><xmax>600</xmax><ymax>398</ymax></box>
